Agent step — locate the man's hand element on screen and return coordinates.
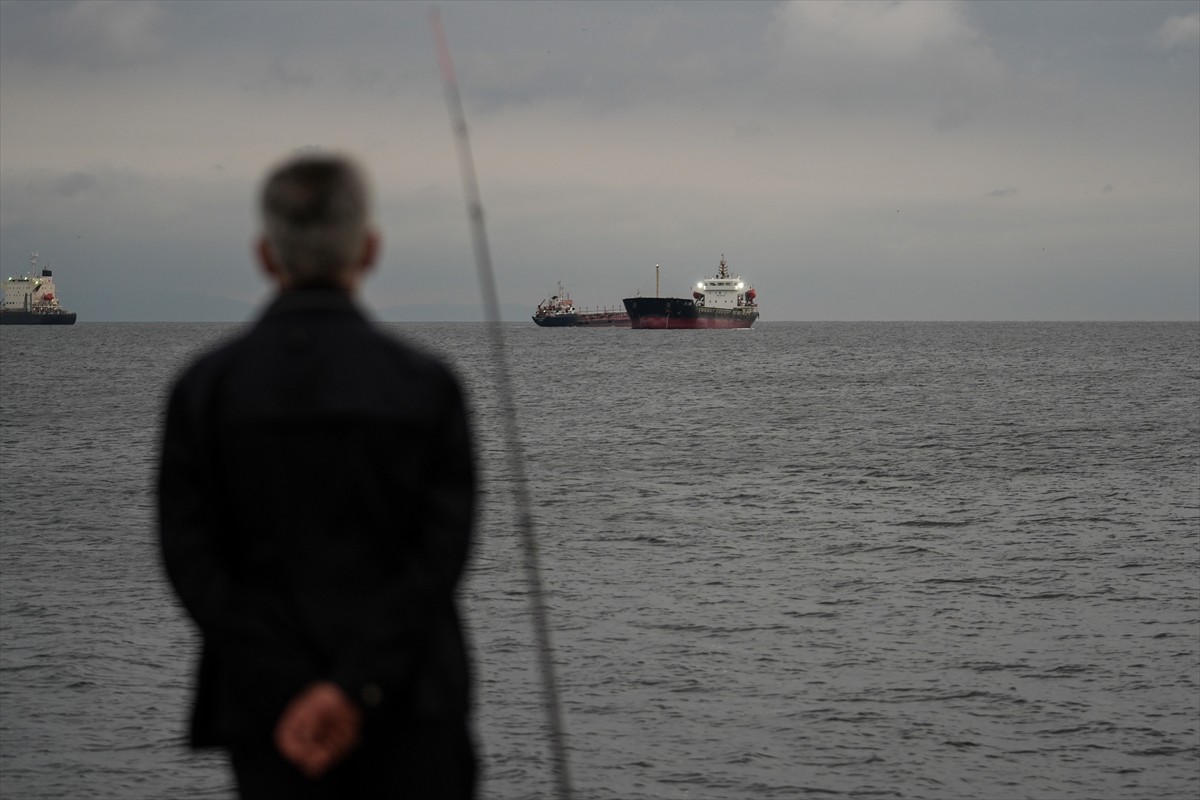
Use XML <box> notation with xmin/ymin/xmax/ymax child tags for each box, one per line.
<box><xmin>274</xmin><ymin>681</ymin><xmax>364</xmax><ymax>779</ymax></box>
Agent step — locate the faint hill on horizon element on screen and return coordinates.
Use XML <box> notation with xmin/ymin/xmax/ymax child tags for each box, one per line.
<box><xmin>74</xmin><ymin>292</ymin><xmax>530</xmax><ymax>323</ymax></box>
<box><xmin>374</xmin><ymin>302</ymin><xmax>527</xmax><ymax>323</ymax></box>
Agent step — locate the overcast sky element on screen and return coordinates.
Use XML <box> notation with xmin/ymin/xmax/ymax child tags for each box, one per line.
<box><xmin>1</xmin><ymin>0</ymin><xmax>1197</xmax><ymax>321</ymax></box>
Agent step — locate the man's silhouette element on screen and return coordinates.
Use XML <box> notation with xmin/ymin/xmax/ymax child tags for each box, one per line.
<box><xmin>158</xmin><ymin>154</ymin><xmax>476</xmax><ymax>798</ymax></box>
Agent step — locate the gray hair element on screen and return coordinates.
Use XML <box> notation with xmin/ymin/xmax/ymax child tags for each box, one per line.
<box><xmin>259</xmin><ymin>154</ymin><xmax>372</xmax><ymax>286</ymax></box>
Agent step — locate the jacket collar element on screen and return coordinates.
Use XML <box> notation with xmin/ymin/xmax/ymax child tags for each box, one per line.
<box><xmin>260</xmin><ymin>288</ymin><xmax>364</xmax><ymax>320</ymax></box>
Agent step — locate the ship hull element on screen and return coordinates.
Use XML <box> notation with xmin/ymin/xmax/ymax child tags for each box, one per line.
<box><xmin>532</xmin><ymin>314</ymin><xmax>579</xmax><ymax>327</ymax></box>
<box><xmin>622</xmin><ymin>297</ymin><xmax>757</xmax><ymax>329</ymax></box>
<box><xmin>0</xmin><ymin>311</ymin><xmax>77</xmax><ymax>325</ymax></box>
<box><xmin>533</xmin><ymin>312</ymin><xmax>629</xmax><ymax>328</ymax></box>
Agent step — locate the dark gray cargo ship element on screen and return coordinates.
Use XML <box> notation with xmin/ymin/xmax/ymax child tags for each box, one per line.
<box><xmin>532</xmin><ymin>282</ymin><xmax>628</xmax><ymax>327</ymax></box>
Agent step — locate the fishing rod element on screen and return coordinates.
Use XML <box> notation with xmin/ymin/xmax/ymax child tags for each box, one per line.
<box><xmin>429</xmin><ymin>9</ymin><xmax>574</xmax><ymax>799</ymax></box>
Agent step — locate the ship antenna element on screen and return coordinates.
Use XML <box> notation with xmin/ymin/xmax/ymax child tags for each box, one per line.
<box><xmin>430</xmin><ymin>10</ymin><xmax>574</xmax><ymax>799</ymax></box>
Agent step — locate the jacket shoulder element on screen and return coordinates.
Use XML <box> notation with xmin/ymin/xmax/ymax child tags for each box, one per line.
<box><xmin>166</xmin><ymin>332</ymin><xmax>252</xmax><ymax>403</ymax></box>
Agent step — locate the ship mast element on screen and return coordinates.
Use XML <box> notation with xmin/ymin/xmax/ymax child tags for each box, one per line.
<box><xmin>655</xmin><ymin>264</ymin><xmax>660</xmax><ymax>298</ymax></box>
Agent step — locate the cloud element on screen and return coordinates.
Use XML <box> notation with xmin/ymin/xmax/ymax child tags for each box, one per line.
<box><xmin>778</xmin><ymin>0</ymin><xmax>981</xmax><ymax>62</ymax></box>
<box><xmin>1</xmin><ymin>1</ymin><xmax>1196</xmax><ymax>321</ymax></box>
<box><xmin>1158</xmin><ymin>12</ymin><xmax>1200</xmax><ymax>49</ymax></box>
<box><xmin>0</xmin><ymin>165</ymin><xmax>254</xmax><ymax>249</ymax></box>
<box><xmin>771</xmin><ymin>0</ymin><xmax>1005</xmax><ymax>127</ymax></box>
<box><xmin>51</xmin><ymin>171</ymin><xmax>99</xmax><ymax>197</ymax></box>
<box><xmin>1</xmin><ymin>1</ymin><xmax>167</xmax><ymax>70</ymax></box>
<box><xmin>64</xmin><ymin>1</ymin><xmax>165</xmax><ymax>59</ymax></box>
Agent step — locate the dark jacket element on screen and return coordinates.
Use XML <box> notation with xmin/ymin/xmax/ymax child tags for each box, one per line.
<box><xmin>158</xmin><ymin>289</ymin><xmax>474</xmax><ymax>757</ymax></box>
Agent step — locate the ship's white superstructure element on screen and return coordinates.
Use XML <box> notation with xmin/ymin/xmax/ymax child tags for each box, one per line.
<box><xmin>3</xmin><ymin>253</ymin><xmax>68</xmax><ymax>313</ymax></box>
<box><xmin>692</xmin><ymin>255</ymin><xmax>757</xmax><ymax>310</ymax></box>
<box><xmin>1</xmin><ymin>251</ymin><xmax>77</xmax><ymax>324</ymax></box>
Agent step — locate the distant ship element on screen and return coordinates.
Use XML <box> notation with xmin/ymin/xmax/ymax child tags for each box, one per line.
<box><xmin>623</xmin><ymin>255</ymin><xmax>758</xmax><ymax>329</ymax></box>
<box><xmin>1</xmin><ymin>253</ymin><xmax>77</xmax><ymax>325</ymax></box>
<box><xmin>532</xmin><ymin>282</ymin><xmax>629</xmax><ymax>327</ymax></box>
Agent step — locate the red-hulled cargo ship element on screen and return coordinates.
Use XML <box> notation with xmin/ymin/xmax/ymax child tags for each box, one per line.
<box><xmin>623</xmin><ymin>255</ymin><xmax>758</xmax><ymax>329</ymax></box>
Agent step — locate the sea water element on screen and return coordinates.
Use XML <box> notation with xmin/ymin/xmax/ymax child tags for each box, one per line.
<box><xmin>1</xmin><ymin>321</ymin><xmax>1197</xmax><ymax>799</ymax></box>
